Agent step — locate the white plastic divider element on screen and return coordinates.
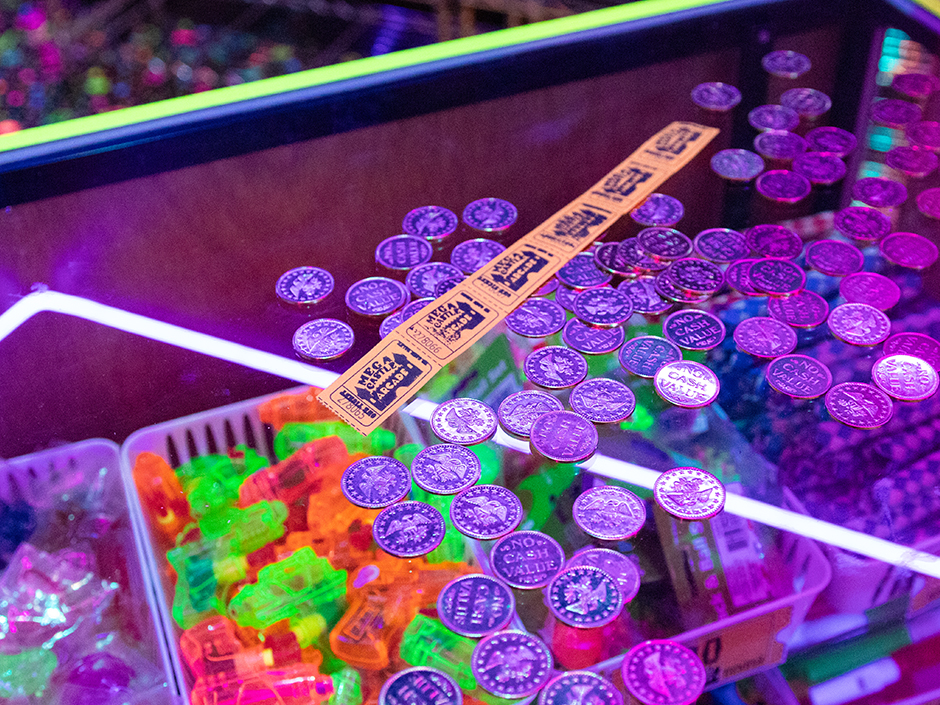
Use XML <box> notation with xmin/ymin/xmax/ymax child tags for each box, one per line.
<box><xmin>2</xmin><ymin>288</ymin><xmax>939</xmax><ymax>579</ymax></box>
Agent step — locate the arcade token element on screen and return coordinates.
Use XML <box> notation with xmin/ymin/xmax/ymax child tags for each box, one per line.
<box><xmin>871</xmin><ymin>98</ymin><xmax>922</xmax><ymax>128</ymax></box>
<box><xmin>566</xmin><ymin>548</ymin><xmax>641</xmax><ymax>603</ymax></box>
<box><xmin>462</xmin><ymin>197</ymin><xmax>518</xmax><ymax>234</ymax></box>
<box><xmin>733</xmin><ymin>316</ymin><xmax>798</xmax><ymax>358</ymax></box>
<box><xmin>917</xmin><ymin>188</ymin><xmax>940</xmax><ymax>219</ymax></box>
<box><xmin>805</xmin><ymin>126</ymin><xmax>857</xmax><ymax>156</ymax></box>
<box><xmin>437</xmin><ymin>574</ymin><xmax>516</xmax><ymax>637</ymax></box>
<box><xmin>748</xmin><ymin>104</ymin><xmax>800</xmax><ymax>131</ymax></box>
<box><xmin>825</xmin><ymin>382</ymin><xmax>893</xmax><ymax>429</ymax></box>
<box><xmin>852</xmin><ymin>177</ymin><xmax>908</xmax><ymax>208</ymax></box>
<box><xmin>569</xmin><ymin>377</ymin><xmax>636</xmax><ymax>423</ymax></box>
<box><xmin>745</xmin><ymin>224</ymin><xmax>803</xmax><ymax>259</ymax></box>
<box><xmin>411</xmin><ymin>444</ymin><xmax>482</xmax><ymax>495</ymax></box>
<box><xmin>594</xmin><ymin>241</ymin><xmax>637</xmax><ymax>277</ymax></box>
<box><xmin>883</xmin><ymin>332</ymin><xmax>940</xmax><ymax>371</ymax></box>
<box><xmin>292</xmin><ymin>319</ymin><xmax>354</xmax><ymax>361</ymax></box>
<box><xmin>554</xmin><ymin>283</ymin><xmax>580</xmax><ymax>311</ymax></box>
<box><xmin>654</xmin><ymin>361</ymin><xmax>720</xmax><ymax>408</ymax></box>
<box><xmin>346</xmin><ymin>277</ymin><xmax>409</xmax><ymax>317</ymax></box>
<box><xmin>406</xmin><ymin>262</ymin><xmax>464</xmax><ymax>298</ymax></box>
<box><xmin>539</xmin><ymin>671</ymin><xmax>623</xmax><ymax>705</ymax></box>
<box><xmin>748</xmin><ymin>258</ymin><xmax>806</xmax><ymax>296</ymax></box>
<box><xmin>880</xmin><ymin>232</ymin><xmax>939</xmax><ymax>269</ymax></box>
<box><xmin>546</xmin><ymin>566</ymin><xmax>623</xmax><ymax>628</ymax></box>
<box><xmin>872</xmin><ymin>354</ymin><xmax>939</xmax><ymax>401</ymax></box>
<box><xmin>374</xmin><ymin>234</ymin><xmax>433</xmax><ymax>273</ymax></box>
<box><xmin>637</xmin><ymin>227</ymin><xmax>693</xmax><ymax>261</ymax></box>
<box><xmin>379</xmin><ymin>667</ymin><xmax>462</xmax><ymax>705</ymax></box>
<box><xmin>617</xmin><ymin>277</ymin><xmax>673</xmax><ymax>315</ymax></box>
<box><xmin>804</xmin><ymin>239</ymin><xmax>864</xmax><ymax>276</ymax></box>
<box><xmin>663</xmin><ymin>309</ymin><xmax>726</xmax><ymax>351</ymax></box>
<box><xmin>725</xmin><ymin>259</ymin><xmax>762</xmax><ymax>296</ymax></box>
<box><xmin>839</xmin><ymin>272</ymin><xmax>901</xmax><ymax>311</ymax></box>
<box><xmin>341</xmin><ymin>456</ymin><xmax>411</xmax><ymax>508</ymax></box>
<box><xmin>690</xmin><ymin>81</ymin><xmax>741</xmax><ymax>111</ymax></box>
<box><xmin>450</xmin><ymin>484</ymin><xmax>523</xmax><ymax>541</ymax></box>
<box><xmin>663</xmin><ymin>258</ymin><xmax>725</xmax><ymax>295</ymax></box>
<box><xmin>430</xmin><ymin>398</ymin><xmax>497</xmax><ymax>445</ymax></box>
<box><xmin>753</xmin><ymin>132</ymin><xmax>807</xmax><ymax>162</ymax></box>
<box><xmin>530</xmin><ymin>278</ymin><xmax>559</xmax><ymax>297</ymax></box>
<box><xmin>434</xmin><ymin>275</ymin><xmax>465</xmax><ymax>297</ymax></box>
<box><xmin>572</xmin><ymin>287</ymin><xmax>634</xmax><ymax>327</ymax></box>
<box><xmin>562</xmin><ymin>318</ymin><xmax>626</xmax><ymax>355</ymax></box>
<box><xmin>781</xmin><ymin>87</ymin><xmax>832</xmax><ymax>118</ymax></box>
<box><xmin>619</xmin><ymin>335</ymin><xmax>683</xmax><ymax>378</ymax></box>
<box><xmin>530</xmin><ymin>410</ymin><xmax>598</xmax><ymax>463</ymax></box>
<box><xmin>490</xmin><ymin>532</ymin><xmax>565</xmax><ymax>590</ymax></box>
<box><xmin>693</xmin><ymin>227</ymin><xmax>749</xmax><ymax>263</ymax></box>
<box><xmin>573</xmin><ymin>485</ymin><xmax>646</xmax><ymax>540</ymax></box>
<box><xmin>617</xmin><ymin>238</ymin><xmax>669</xmax><ymax>272</ymax></box>
<box><xmin>505</xmin><ymin>298</ymin><xmax>567</xmax><ymax>337</ymax></box>
<box><xmin>756</xmin><ymin>169</ymin><xmax>811</xmax><ymax>202</ymax></box>
<box><xmin>524</xmin><ymin>346</ymin><xmax>588</xmax><ymax>389</ymax></box>
<box><xmin>400</xmin><ymin>297</ymin><xmax>435</xmax><ymax>321</ymax></box>
<box><xmin>653</xmin><ymin>467</ymin><xmax>726</xmax><ymax>520</ymax></box>
<box><xmin>710</xmin><ymin>148</ymin><xmax>765</xmax><ymax>181</ymax></box>
<box><xmin>402</xmin><ymin>205</ymin><xmax>459</xmax><ymax>241</ymax></box>
<box><xmin>767</xmin><ymin>289</ymin><xmax>829</xmax><ymax>328</ymax></box>
<box><xmin>622</xmin><ymin>640</ymin><xmax>706</xmax><ymax>705</ymax></box>
<box><xmin>472</xmin><ymin>631</ymin><xmax>553</xmax><ymax>699</ymax></box>
<box><xmin>379</xmin><ymin>311</ymin><xmax>403</xmax><ymax>339</ymax></box>
<box><xmin>792</xmin><ymin>151</ymin><xmax>847</xmax><ymax>185</ymax></box>
<box><xmin>766</xmin><ymin>354</ymin><xmax>833</xmax><ymax>399</ymax></box>
<box><xmin>892</xmin><ymin>72</ymin><xmax>940</xmax><ymax>98</ymax></box>
<box><xmin>275</xmin><ymin>266</ymin><xmax>334</xmax><ymax>306</ymax></box>
<box><xmin>655</xmin><ymin>272</ymin><xmax>710</xmax><ymax>304</ymax></box>
<box><xmin>886</xmin><ymin>146</ymin><xmax>938</xmax><ymax>178</ymax></box>
<box><xmin>762</xmin><ymin>50</ymin><xmax>811</xmax><ymax>78</ymax></box>
<box><xmin>827</xmin><ymin>303</ymin><xmax>891</xmax><ymax>346</ymax></box>
<box><xmin>450</xmin><ymin>238</ymin><xmax>506</xmax><ymax>274</ymax></box>
<box><xmin>372</xmin><ymin>501</ymin><xmax>446</xmax><ymax>558</ymax></box>
<box><xmin>630</xmin><ymin>193</ymin><xmax>684</xmax><ymax>226</ymax></box>
<box><xmin>556</xmin><ymin>252</ymin><xmax>612</xmax><ymax>289</ymax></box>
<box><xmin>907</xmin><ymin>121</ymin><xmax>940</xmax><ymax>152</ymax></box>
<box><xmin>497</xmin><ymin>390</ymin><xmax>564</xmax><ymax>438</ymax></box>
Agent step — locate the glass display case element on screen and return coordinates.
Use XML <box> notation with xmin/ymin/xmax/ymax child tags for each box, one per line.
<box><xmin>2</xmin><ymin>0</ymin><xmax>940</xmax><ymax>702</ymax></box>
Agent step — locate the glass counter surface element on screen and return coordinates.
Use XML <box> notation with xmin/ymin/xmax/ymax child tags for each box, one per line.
<box><xmin>1</xmin><ymin>0</ymin><xmax>940</xmax><ymax>703</ymax></box>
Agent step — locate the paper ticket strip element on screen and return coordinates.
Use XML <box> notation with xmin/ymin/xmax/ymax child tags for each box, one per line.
<box><xmin>319</xmin><ymin>122</ymin><xmax>719</xmax><ymax>433</ymax></box>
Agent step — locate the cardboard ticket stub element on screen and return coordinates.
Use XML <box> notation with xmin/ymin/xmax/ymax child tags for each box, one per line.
<box><xmin>320</xmin><ymin>121</ymin><xmax>719</xmax><ymax>433</ymax></box>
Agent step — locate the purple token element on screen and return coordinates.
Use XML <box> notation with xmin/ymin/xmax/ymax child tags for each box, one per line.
<box><xmin>594</xmin><ymin>241</ymin><xmax>636</xmax><ymax>277</ymax></box>
<box><xmin>880</xmin><ymin>232</ymin><xmax>939</xmax><ymax>269</ymax></box>
<box><xmin>637</xmin><ymin>227</ymin><xmax>693</xmax><ymax>261</ymax></box>
<box><xmin>623</xmin><ymin>640</ymin><xmax>706</xmax><ymax>705</ymax></box>
<box><xmin>872</xmin><ymin>354</ymin><xmax>939</xmax><ymax>401</ymax></box>
<box><xmin>745</xmin><ymin>224</ymin><xmax>803</xmax><ymax>259</ymax></box>
<box><xmin>556</xmin><ymin>252</ymin><xmax>613</xmax><ymax>290</ymax></box>
<box><xmin>346</xmin><ymin>277</ymin><xmax>409</xmax><ymax>317</ymax></box>
<box><xmin>406</xmin><ymin>262</ymin><xmax>464</xmax><ymax>298</ymax></box>
<box><xmin>839</xmin><ymin>272</ymin><xmax>900</xmax><ymax>311</ymax></box>
<box><xmin>852</xmin><ymin>177</ymin><xmax>908</xmax><ymax>208</ymax></box>
<box><xmin>490</xmin><ymin>532</ymin><xmax>565</xmax><ymax>590</ymax></box>
<box><xmin>834</xmin><ymin>206</ymin><xmax>892</xmax><ymax>243</ymax></box>
<box><xmin>753</xmin><ymin>131</ymin><xmax>808</xmax><ymax>162</ymax></box>
<box><xmin>766</xmin><ymin>354</ymin><xmax>833</xmax><ymax>398</ymax></box>
<box><xmin>617</xmin><ymin>277</ymin><xmax>673</xmax><ymax>315</ymax></box>
<box><xmin>792</xmin><ymin>152</ymin><xmax>847</xmax><ymax>185</ymax></box>
<box><xmin>562</xmin><ymin>318</ymin><xmax>626</xmax><ymax>355</ymax></box>
<box><xmin>655</xmin><ymin>272</ymin><xmax>709</xmax><ymax>304</ymax></box>
<box><xmin>434</xmin><ymin>275</ymin><xmax>466</xmax><ymax>298</ymax></box>
<box><xmin>431</xmin><ymin>398</ymin><xmax>497</xmax><ymax>445</ymax></box>
<box><xmin>341</xmin><ymin>456</ymin><xmax>411</xmax><ymax>508</ymax></box>
<box><xmin>617</xmin><ymin>238</ymin><xmax>669</xmax><ymax>273</ymax></box>
<box><xmin>569</xmin><ymin>377</ymin><xmax>636</xmax><ymax>423</ymax></box>
<box><xmin>825</xmin><ymin>382</ymin><xmax>893</xmax><ymax>429</ymax></box>
<box><xmin>567</xmin><ymin>548</ymin><xmax>641</xmax><ymax>604</ymax></box>
<box><xmin>663</xmin><ymin>309</ymin><xmax>726</xmax><ymax>351</ymax></box>
<box><xmin>693</xmin><ymin>228</ymin><xmax>749</xmax><ymax>263</ymax></box>
<box><xmin>756</xmin><ymin>169</ymin><xmax>811</xmax><ymax>202</ymax></box>
<box><xmin>630</xmin><ymin>193</ymin><xmax>684</xmax><ymax>226</ymax></box>
<box><xmin>462</xmin><ymin>198</ymin><xmax>518</xmax><ymax>234</ymax></box>
<box><xmin>379</xmin><ymin>667</ymin><xmax>462</xmax><ymax>705</ymax></box>
<box><xmin>539</xmin><ymin>671</ymin><xmax>624</xmax><ymax>705</ymax></box>
<box><xmin>372</xmin><ymin>501</ymin><xmax>446</xmax><ymax>558</ymax></box>
<box><xmin>619</xmin><ymin>335</ymin><xmax>683</xmax><ymax>378</ymax></box>
<box><xmin>767</xmin><ymin>289</ymin><xmax>829</xmax><ymax>328</ymax></box>
<box><xmin>450</xmin><ymin>238</ymin><xmax>506</xmax><ymax>275</ymax></box>
<box><xmin>691</xmin><ymin>82</ymin><xmax>741</xmax><ymax>111</ymax></box>
<box><xmin>437</xmin><ymin>574</ymin><xmax>516</xmax><ymax>638</ymax></box>
<box><xmin>554</xmin><ymin>284</ymin><xmax>580</xmax><ymax>311</ymax></box>
<box><xmin>748</xmin><ymin>104</ymin><xmax>800</xmax><ymax>131</ymax></box>
<box><xmin>917</xmin><ymin>188</ymin><xmax>940</xmax><ymax>219</ymax></box>
<box><xmin>827</xmin><ymin>303</ymin><xmax>891</xmax><ymax>346</ymax></box>
<box><xmin>806</xmin><ymin>126</ymin><xmax>857</xmax><ymax>157</ymax></box>
<box><xmin>531</xmin><ymin>278</ymin><xmax>559</xmax><ymax>298</ymax></box>
<box><xmin>411</xmin><ymin>443</ymin><xmax>483</xmax><ymax>495</ymax></box>
<box><xmin>524</xmin><ymin>346</ymin><xmax>588</xmax><ymax>389</ymax></box>
<box><xmin>375</xmin><ymin>234</ymin><xmax>433</xmax><ymax>273</ymax></box>
<box><xmin>733</xmin><ymin>316</ymin><xmax>798</xmax><ymax>357</ymax></box>
<box><xmin>893</xmin><ymin>72</ymin><xmax>940</xmax><ymax>98</ymax></box>
<box><xmin>664</xmin><ymin>258</ymin><xmax>725</xmax><ymax>295</ymax></box>
<box><xmin>884</xmin><ymin>332</ymin><xmax>940</xmax><ymax>371</ymax></box>
<box><xmin>886</xmin><ymin>146</ymin><xmax>938</xmax><ymax>178</ymax></box>
<box><xmin>654</xmin><ymin>361</ymin><xmax>721</xmax><ymax>408</ymax></box>
<box><xmin>572</xmin><ymin>287</ymin><xmax>634</xmax><ymax>327</ymax></box>
<box><xmin>292</xmin><ymin>319</ymin><xmax>355</xmax><ymax>361</ymax></box>
<box><xmin>804</xmin><ymin>239</ymin><xmax>864</xmax><ymax>276</ymax></box>
<box><xmin>654</xmin><ymin>467</ymin><xmax>726</xmax><ymax>521</ymax></box>
<box><xmin>725</xmin><ymin>259</ymin><xmax>762</xmax><ymax>296</ymax></box>
<box><xmin>749</xmin><ymin>258</ymin><xmax>806</xmax><ymax>296</ymax></box>
<box><xmin>450</xmin><ymin>484</ymin><xmax>523</xmax><ymax>540</ymax></box>
<box><xmin>276</xmin><ymin>266</ymin><xmax>334</xmax><ymax>306</ymax></box>
<box><xmin>530</xmin><ymin>410</ymin><xmax>599</xmax><ymax>463</ymax></box>
<box><xmin>908</xmin><ymin>121</ymin><xmax>940</xmax><ymax>152</ymax></box>
<box><xmin>401</xmin><ymin>297</ymin><xmax>436</xmax><ymax>322</ymax></box>
<box><xmin>498</xmin><ymin>390</ymin><xmax>564</xmax><ymax>438</ymax></box>
<box><xmin>573</xmin><ymin>485</ymin><xmax>646</xmax><ymax>540</ymax></box>
<box><xmin>379</xmin><ymin>311</ymin><xmax>403</xmax><ymax>339</ymax></box>
<box><xmin>472</xmin><ymin>630</ymin><xmax>553</xmax><ymax>698</ymax></box>
<box><xmin>762</xmin><ymin>50</ymin><xmax>811</xmax><ymax>78</ymax></box>
<box><xmin>710</xmin><ymin>149</ymin><xmax>765</xmax><ymax>181</ymax></box>
<box><xmin>505</xmin><ymin>298</ymin><xmax>567</xmax><ymax>337</ymax></box>
<box><xmin>546</xmin><ymin>566</ymin><xmax>623</xmax><ymax>629</ymax></box>
<box><xmin>871</xmin><ymin>98</ymin><xmax>922</xmax><ymax>128</ymax></box>
<box><xmin>403</xmin><ymin>205</ymin><xmax>459</xmax><ymax>241</ymax></box>
<box><xmin>780</xmin><ymin>88</ymin><xmax>832</xmax><ymax>118</ymax></box>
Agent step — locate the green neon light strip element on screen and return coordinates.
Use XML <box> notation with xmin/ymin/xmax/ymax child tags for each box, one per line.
<box><xmin>0</xmin><ymin>0</ymin><xmax>729</xmax><ymax>154</ymax></box>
